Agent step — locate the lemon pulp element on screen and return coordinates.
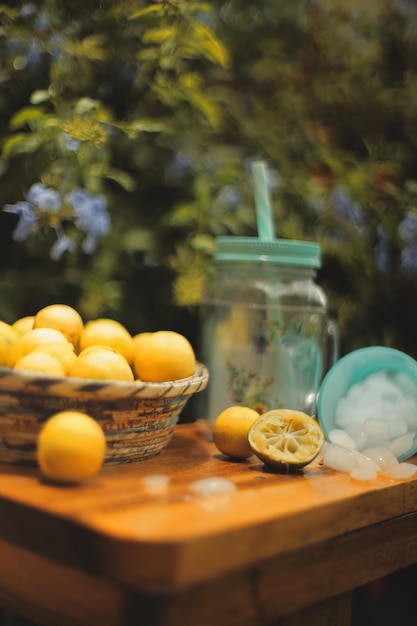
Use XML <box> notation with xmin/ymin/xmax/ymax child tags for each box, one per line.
<box><xmin>248</xmin><ymin>409</ymin><xmax>325</xmax><ymax>469</ymax></box>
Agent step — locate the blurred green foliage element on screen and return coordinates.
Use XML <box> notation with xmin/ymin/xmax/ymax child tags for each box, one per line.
<box><xmin>2</xmin><ymin>0</ymin><xmax>417</xmax><ymax>358</ymax></box>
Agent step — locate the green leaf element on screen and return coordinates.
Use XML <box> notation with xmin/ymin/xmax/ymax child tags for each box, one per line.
<box><xmin>62</xmin><ymin>35</ymin><xmax>108</xmax><ymax>61</ymax></box>
<box><xmin>123</xmin><ymin>229</ymin><xmax>155</xmax><ymax>253</ymax></box>
<box><xmin>143</xmin><ymin>26</ymin><xmax>177</xmax><ymax>45</ymax></box>
<box><xmin>179</xmin><ymin>74</ymin><xmax>222</xmax><ymax>128</ymax></box>
<box><xmin>165</xmin><ymin>202</ymin><xmax>199</xmax><ymax>227</ymax></box>
<box><xmin>182</xmin><ymin>20</ymin><xmax>230</xmax><ymax>67</ymax></box>
<box><xmin>74</xmin><ymin>97</ymin><xmax>105</xmax><ymax>115</ymax></box>
<box><xmin>105</xmin><ymin>168</ymin><xmax>136</xmax><ymax>192</ymax></box>
<box><xmin>190</xmin><ymin>233</ymin><xmax>216</xmax><ymax>254</ymax></box>
<box><xmin>2</xmin><ymin>134</ymin><xmax>41</xmax><ymax>158</ymax></box>
<box><xmin>137</xmin><ymin>47</ymin><xmax>161</xmax><ymax>62</ymax></box>
<box><xmin>9</xmin><ymin>107</ymin><xmax>45</xmax><ymax>131</ymax></box>
<box><xmin>129</xmin><ymin>5</ymin><xmax>165</xmax><ymax>20</ymax></box>
<box><xmin>120</xmin><ymin>118</ymin><xmax>166</xmax><ymax>138</ymax></box>
<box><xmin>30</xmin><ymin>90</ymin><xmax>51</xmax><ymax>105</ymax></box>
<box><xmin>186</xmin><ymin>3</ymin><xmax>212</xmax><ymax>13</ymax></box>
<box><xmin>0</xmin><ymin>5</ymin><xmax>18</xmax><ymax>18</ymax></box>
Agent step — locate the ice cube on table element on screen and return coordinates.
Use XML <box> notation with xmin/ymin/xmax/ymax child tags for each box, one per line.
<box><xmin>389</xmin><ymin>432</ymin><xmax>415</xmax><ymax>459</ymax></box>
<box><xmin>322</xmin><ymin>443</ymin><xmax>359</xmax><ymax>472</ymax></box>
<box><xmin>380</xmin><ymin>462</ymin><xmax>417</xmax><ymax>480</ymax></box>
<box><xmin>349</xmin><ymin>467</ymin><xmax>378</xmax><ymax>482</ymax></box>
<box><xmin>352</xmin><ymin>450</ymin><xmax>381</xmax><ymax>472</ymax></box>
<box><xmin>360</xmin><ymin>446</ymin><xmax>399</xmax><ymax>469</ymax></box>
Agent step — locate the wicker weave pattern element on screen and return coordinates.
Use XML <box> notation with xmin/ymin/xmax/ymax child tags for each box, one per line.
<box><xmin>0</xmin><ymin>363</ymin><xmax>209</xmax><ymax>465</ymax></box>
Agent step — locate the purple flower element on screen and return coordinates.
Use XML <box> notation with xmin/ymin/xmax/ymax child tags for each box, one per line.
<box><xmin>20</xmin><ymin>4</ymin><xmax>37</xmax><ymax>18</ymax></box>
<box><xmin>34</xmin><ymin>11</ymin><xmax>51</xmax><ymax>33</ymax></box>
<box><xmin>65</xmin><ymin>188</ymin><xmax>111</xmax><ymax>253</ymax></box>
<box><xmin>398</xmin><ymin>212</ymin><xmax>417</xmax><ymax>244</ymax></box>
<box><xmin>50</xmin><ymin>234</ymin><xmax>77</xmax><ymax>261</ymax></box>
<box><xmin>3</xmin><ymin>201</ymin><xmax>38</xmax><ymax>241</ymax></box>
<box><xmin>4</xmin><ymin>183</ymin><xmax>111</xmax><ymax>257</ymax></box>
<box><xmin>401</xmin><ymin>243</ymin><xmax>417</xmax><ymax>276</ymax></box>
<box><xmin>374</xmin><ymin>227</ymin><xmax>391</xmax><ymax>274</ymax></box>
<box><xmin>61</xmin><ymin>134</ymin><xmax>80</xmax><ymax>152</ymax></box>
<box><xmin>214</xmin><ymin>185</ymin><xmax>242</xmax><ymax>212</ymax></box>
<box><xmin>332</xmin><ymin>187</ymin><xmax>364</xmax><ymax>229</ymax></box>
<box><xmin>168</xmin><ymin>150</ymin><xmax>193</xmax><ymax>178</ymax></box>
<box><xmin>27</xmin><ymin>183</ymin><xmax>61</xmax><ymax>212</ymax></box>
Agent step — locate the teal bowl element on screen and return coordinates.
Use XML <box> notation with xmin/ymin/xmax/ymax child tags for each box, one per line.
<box><xmin>317</xmin><ymin>346</ymin><xmax>417</xmax><ymax>461</ymax></box>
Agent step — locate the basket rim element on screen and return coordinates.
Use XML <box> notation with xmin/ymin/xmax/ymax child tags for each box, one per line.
<box><xmin>0</xmin><ymin>361</ymin><xmax>209</xmax><ymax>400</ymax></box>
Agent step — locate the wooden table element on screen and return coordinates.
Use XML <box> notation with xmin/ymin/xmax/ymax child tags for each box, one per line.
<box><xmin>0</xmin><ymin>422</ymin><xmax>417</xmax><ymax>626</ymax></box>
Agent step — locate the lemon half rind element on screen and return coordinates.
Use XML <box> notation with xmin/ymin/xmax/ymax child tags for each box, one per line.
<box><xmin>248</xmin><ymin>409</ymin><xmax>325</xmax><ymax>470</ymax></box>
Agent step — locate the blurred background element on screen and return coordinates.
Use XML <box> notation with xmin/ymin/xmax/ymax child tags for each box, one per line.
<box><xmin>1</xmin><ymin>3</ymin><xmax>417</xmax><ymax>625</ymax></box>
<box><xmin>1</xmin><ymin>0</ymin><xmax>417</xmax><ymax>360</ymax></box>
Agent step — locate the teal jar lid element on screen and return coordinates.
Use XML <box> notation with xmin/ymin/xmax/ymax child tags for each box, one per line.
<box><xmin>214</xmin><ymin>236</ymin><xmax>321</xmax><ymax>269</ymax></box>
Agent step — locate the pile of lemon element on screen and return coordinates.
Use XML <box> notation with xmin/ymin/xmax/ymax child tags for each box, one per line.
<box><xmin>0</xmin><ymin>303</ymin><xmax>196</xmax><ymax>383</ymax></box>
<box><xmin>0</xmin><ymin>304</ymin><xmax>198</xmax><ymax>485</ymax></box>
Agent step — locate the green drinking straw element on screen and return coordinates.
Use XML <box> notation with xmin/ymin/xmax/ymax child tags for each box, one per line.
<box><xmin>251</xmin><ymin>160</ymin><xmax>275</xmax><ymax>240</ymax></box>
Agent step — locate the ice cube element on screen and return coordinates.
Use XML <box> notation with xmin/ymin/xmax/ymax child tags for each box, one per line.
<box><xmin>392</xmin><ymin>372</ymin><xmax>417</xmax><ymax>400</ymax></box>
<box><xmin>361</xmin><ymin>446</ymin><xmax>398</xmax><ymax>468</ymax></box>
<box><xmin>350</xmin><ymin>467</ymin><xmax>378</xmax><ymax>482</ymax></box>
<box><xmin>362</xmin><ymin>419</ymin><xmax>390</xmax><ymax>447</ymax></box>
<box><xmin>388</xmin><ymin>417</ymin><xmax>408</xmax><ymax>440</ymax></box>
<box><xmin>380</xmin><ymin>462</ymin><xmax>417</xmax><ymax>480</ymax></box>
<box><xmin>328</xmin><ymin>429</ymin><xmax>357</xmax><ymax>449</ymax></box>
<box><xmin>322</xmin><ymin>444</ymin><xmax>359</xmax><ymax>472</ymax></box>
<box><xmin>352</xmin><ymin>450</ymin><xmax>381</xmax><ymax>472</ymax></box>
<box><xmin>389</xmin><ymin>432</ymin><xmax>415</xmax><ymax>459</ymax></box>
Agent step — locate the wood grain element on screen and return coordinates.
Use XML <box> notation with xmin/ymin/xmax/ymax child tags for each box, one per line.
<box><xmin>0</xmin><ymin>538</ymin><xmax>123</xmax><ymax>626</ymax></box>
<box><xmin>0</xmin><ymin>423</ymin><xmax>416</xmax><ymax>625</ymax></box>
<box><xmin>0</xmin><ymin>424</ymin><xmax>416</xmax><ymax>589</ymax></box>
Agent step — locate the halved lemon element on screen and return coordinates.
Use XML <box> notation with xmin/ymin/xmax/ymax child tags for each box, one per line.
<box><xmin>248</xmin><ymin>409</ymin><xmax>325</xmax><ymax>470</ymax></box>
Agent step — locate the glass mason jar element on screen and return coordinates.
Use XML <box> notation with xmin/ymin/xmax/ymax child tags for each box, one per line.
<box><xmin>198</xmin><ymin>237</ymin><xmax>338</xmax><ymax>424</ymax></box>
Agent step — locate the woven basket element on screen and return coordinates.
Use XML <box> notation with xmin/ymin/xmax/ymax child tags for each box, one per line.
<box><xmin>0</xmin><ymin>362</ymin><xmax>209</xmax><ymax>465</ymax></box>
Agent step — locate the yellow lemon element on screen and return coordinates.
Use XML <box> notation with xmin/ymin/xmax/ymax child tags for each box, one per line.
<box><xmin>78</xmin><ymin>345</ymin><xmax>120</xmax><ymax>357</ymax></box>
<box><xmin>12</xmin><ymin>315</ymin><xmax>35</xmax><ymax>335</ymax></box>
<box><xmin>32</xmin><ymin>342</ymin><xmax>77</xmax><ymax>375</ymax></box>
<box><xmin>37</xmin><ymin>411</ymin><xmax>106</xmax><ymax>483</ymax></box>
<box><xmin>18</xmin><ymin>327</ymin><xmax>70</xmax><ymax>357</ymax></box>
<box><xmin>0</xmin><ymin>320</ymin><xmax>22</xmax><ymax>368</ymax></box>
<box><xmin>69</xmin><ymin>347</ymin><xmax>134</xmax><ymax>381</ymax></box>
<box><xmin>14</xmin><ymin>352</ymin><xmax>65</xmax><ymax>377</ymax></box>
<box><xmin>248</xmin><ymin>409</ymin><xmax>325</xmax><ymax>470</ymax></box>
<box><xmin>132</xmin><ymin>330</ymin><xmax>196</xmax><ymax>382</ymax></box>
<box><xmin>79</xmin><ymin>318</ymin><xmax>134</xmax><ymax>364</ymax></box>
<box><xmin>132</xmin><ymin>331</ymin><xmax>152</xmax><ymax>351</ymax></box>
<box><xmin>212</xmin><ymin>405</ymin><xmax>261</xmax><ymax>459</ymax></box>
<box><xmin>34</xmin><ymin>304</ymin><xmax>84</xmax><ymax>348</ymax></box>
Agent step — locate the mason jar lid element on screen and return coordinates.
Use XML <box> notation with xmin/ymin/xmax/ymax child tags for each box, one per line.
<box><xmin>214</xmin><ymin>236</ymin><xmax>321</xmax><ymax>269</ymax></box>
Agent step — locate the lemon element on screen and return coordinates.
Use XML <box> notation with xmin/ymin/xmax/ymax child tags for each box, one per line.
<box><xmin>14</xmin><ymin>352</ymin><xmax>65</xmax><ymax>377</ymax></box>
<box><xmin>78</xmin><ymin>345</ymin><xmax>120</xmax><ymax>357</ymax></box>
<box><xmin>132</xmin><ymin>331</ymin><xmax>152</xmax><ymax>352</ymax></box>
<box><xmin>248</xmin><ymin>409</ymin><xmax>325</xmax><ymax>470</ymax></box>
<box><xmin>0</xmin><ymin>320</ymin><xmax>22</xmax><ymax>368</ymax></box>
<box><xmin>69</xmin><ymin>347</ymin><xmax>134</xmax><ymax>381</ymax></box>
<box><xmin>32</xmin><ymin>342</ymin><xmax>77</xmax><ymax>375</ymax></box>
<box><xmin>18</xmin><ymin>327</ymin><xmax>70</xmax><ymax>357</ymax></box>
<box><xmin>37</xmin><ymin>411</ymin><xmax>106</xmax><ymax>483</ymax></box>
<box><xmin>34</xmin><ymin>304</ymin><xmax>84</xmax><ymax>348</ymax></box>
<box><xmin>132</xmin><ymin>330</ymin><xmax>196</xmax><ymax>382</ymax></box>
<box><xmin>212</xmin><ymin>405</ymin><xmax>261</xmax><ymax>459</ymax></box>
<box><xmin>12</xmin><ymin>315</ymin><xmax>35</xmax><ymax>335</ymax></box>
<box><xmin>79</xmin><ymin>318</ymin><xmax>134</xmax><ymax>364</ymax></box>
